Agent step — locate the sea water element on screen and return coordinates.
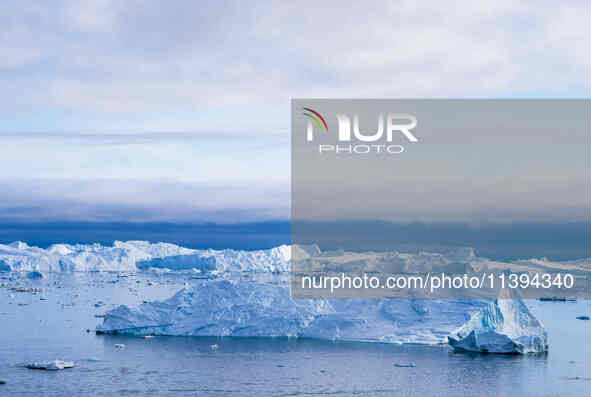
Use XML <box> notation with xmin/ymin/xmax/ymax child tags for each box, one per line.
<box><xmin>0</xmin><ymin>273</ymin><xmax>590</xmax><ymax>397</ymax></box>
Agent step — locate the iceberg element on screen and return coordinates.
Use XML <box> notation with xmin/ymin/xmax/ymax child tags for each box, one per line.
<box><xmin>0</xmin><ymin>241</ymin><xmax>293</xmax><ymax>273</ymax></box>
<box><xmin>0</xmin><ymin>237</ymin><xmax>548</xmax><ymax>353</ymax></box>
<box><xmin>1</xmin><ymin>240</ymin><xmax>590</xmax><ymax>278</ymax></box>
<box><xmin>448</xmin><ymin>289</ymin><xmax>548</xmax><ymax>354</ymax></box>
<box><xmin>97</xmin><ymin>279</ymin><xmax>489</xmax><ymax>344</ymax></box>
<box><xmin>97</xmin><ymin>279</ymin><xmax>548</xmax><ymax>353</ymax></box>
<box><xmin>0</xmin><ymin>241</ymin><xmax>193</xmax><ymax>273</ymax></box>
<box><xmin>136</xmin><ymin>245</ymin><xmax>292</xmax><ymax>273</ymax></box>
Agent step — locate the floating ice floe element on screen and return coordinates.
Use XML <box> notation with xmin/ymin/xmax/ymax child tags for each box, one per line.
<box><xmin>448</xmin><ymin>289</ymin><xmax>548</xmax><ymax>354</ymax></box>
<box><xmin>26</xmin><ymin>360</ymin><xmax>75</xmax><ymax>370</ymax></box>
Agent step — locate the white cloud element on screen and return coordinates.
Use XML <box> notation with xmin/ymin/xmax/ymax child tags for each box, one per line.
<box><xmin>63</xmin><ymin>0</ymin><xmax>118</xmax><ymax>31</ymax></box>
<box><xmin>0</xmin><ymin>178</ymin><xmax>289</xmax><ymax>222</ymax></box>
<box><xmin>1</xmin><ymin>1</ymin><xmax>591</xmax><ymax>223</ymax></box>
<box><xmin>2</xmin><ymin>0</ymin><xmax>591</xmax><ymax>129</ymax></box>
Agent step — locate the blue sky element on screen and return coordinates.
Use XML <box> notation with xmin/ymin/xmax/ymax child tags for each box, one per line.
<box><xmin>2</xmin><ymin>1</ymin><xmax>591</xmax><ymax>224</ymax></box>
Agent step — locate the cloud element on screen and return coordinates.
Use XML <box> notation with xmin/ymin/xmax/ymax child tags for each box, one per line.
<box><xmin>0</xmin><ymin>131</ymin><xmax>289</xmax><ymax>183</ymax></box>
<box><xmin>0</xmin><ymin>130</ymin><xmax>289</xmax><ymax>223</ymax></box>
<box><xmin>0</xmin><ymin>179</ymin><xmax>289</xmax><ymax>223</ymax></box>
<box><xmin>2</xmin><ymin>1</ymin><xmax>591</xmax><ymax>132</ymax></box>
<box><xmin>1</xmin><ymin>1</ymin><xmax>591</xmax><ymax>224</ymax></box>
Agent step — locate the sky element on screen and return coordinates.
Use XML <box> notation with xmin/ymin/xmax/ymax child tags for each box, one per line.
<box><xmin>292</xmin><ymin>99</ymin><xmax>591</xmax><ymax>224</ymax></box>
<box><xmin>2</xmin><ymin>1</ymin><xmax>591</xmax><ymax>226</ymax></box>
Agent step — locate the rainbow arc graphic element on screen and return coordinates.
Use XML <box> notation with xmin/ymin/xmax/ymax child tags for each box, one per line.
<box><xmin>302</xmin><ymin>107</ymin><xmax>328</xmax><ymax>132</ymax></box>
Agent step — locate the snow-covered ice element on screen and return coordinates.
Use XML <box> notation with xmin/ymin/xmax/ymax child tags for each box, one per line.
<box><xmin>136</xmin><ymin>245</ymin><xmax>292</xmax><ymax>273</ymax></box>
<box><xmin>0</xmin><ymin>241</ymin><xmax>294</xmax><ymax>273</ymax></box>
<box><xmin>0</xmin><ymin>239</ymin><xmax>553</xmax><ymax>353</ymax></box>
<box><xmin>0</xmin><ymin>241</ymin><xmax>591</xmax><ymax>274</ymax></box>
<box><xmin>1</xmin><ymin>240</ymin><xmax>590</xmax><ymax>276</ymax></box>
<box><xmin>97</xmin><ymin>279</ymin><xmax>489</xmax><ymax>344</ymax></box>
<box><xmin>0</xmin><ymin>241</ymin><xmax>190</xmax><ymax>273</ymax></box>
<box><xmin>25</xmin><ymin>360</ymin><xmax>75</xmax><ymax>370</ymax></box>
<box><xmin>96</xmin><ymin>277</ymin><xmax>549</xmax><ymax>353</ymax></box>
<box><xmin>448</xmin><ymin>289</ymin><xmax>548</xmax><ymax>354</ymax></box>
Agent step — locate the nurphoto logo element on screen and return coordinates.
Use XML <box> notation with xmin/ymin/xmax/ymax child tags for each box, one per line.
<box><xmin>303</xmin><ymin>107</ymin><xmax>419</xmax><ymax>154</ymax></box>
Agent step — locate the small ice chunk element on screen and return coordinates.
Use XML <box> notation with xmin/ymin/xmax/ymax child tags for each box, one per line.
<box><xmin>394</xmin><ymin>363</ymin><xmax>416</xmax><ymax>367</ymax></box>
<box><xmin>26</xmin><ymin>360</ymin><xmax>75</xmax><ymax>370</ymax></box>
<box><xmin>114</xmin><ymin>344</ymin><xmax>125</xmax><ymax>349</ymax></box>
<box><xmin>210</xmin><ymin>344</ymin><xmax>219</xmax><ymax>351</ymax></box>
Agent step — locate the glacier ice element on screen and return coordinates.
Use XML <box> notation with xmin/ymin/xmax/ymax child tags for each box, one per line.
<box><xmin>0</xmin><ymin>241</ymin><xmax>191</xmax><ymax>273</ymax></box>
<box><xmin>0</xmin><ymin>239</ymin><xmax>552</xmax><ymax>352</ymax></box>
<box><xmin>25</xmin><ymin>360</ymin><xmax>75</xmax><ymax>370</ymax></box>
<box><xmin>0</xmin><ymin>241</ymin><xmax>292</xmax><ymax>273</ymax></box>
<box><xmin>97</xmin><ymin>278</ymin><xmax>548</xmax><ymax>353</ymax></box>
<box><xmin>97</xmin><ymin>279</ymin><xmax>489</xmax><ymax>344</ymax></box>
<box><xmin>448</xmin><ymin>288</ymin><xmax>548</xmax><ymax>354</ymax></box>
<box><xmin>26</xmin><ymin>271</ymin><xmax>44</xmax><ymax>279</ymax></box>
<box><xmin>1</xmin><ymin>240</ymin><xmax>590</xmax><ymax>277</ymax></box>
<box><xmin>0</xmin><ymin>259</ymin><xmax>11</xmax><ymax>272</ymax></box>
<box><xmin>136</xmin><ymin>245</ymin><xmax>292</xmax><ymax>273</ymax></box>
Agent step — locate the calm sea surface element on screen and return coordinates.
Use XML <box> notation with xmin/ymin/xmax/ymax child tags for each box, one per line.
<box><xmin>1</xmin><ymin>273</ymin><xmax>590</xmax><ymax>397</ymax></box>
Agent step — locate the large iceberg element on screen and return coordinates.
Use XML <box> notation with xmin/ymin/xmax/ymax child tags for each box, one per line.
<box><xmin>448</xmin><ymin>289</ymin><xmax>548</xmax><ymax>354</ymax></box>
<box><xmin>0</xmin><ymin>240</ymin><xmax>193</xmax><ymax>272</ymax></box>
<box><xmin>2</xmin><ymin>240</ymin><xmax>591</xmax><ymax>277</ymax></box>
<box><xmin>97</xmin><ymin>280</ymin><xmax>548</xmax><ymax>353</ymax></box>
<box><xmin>97</xmin><ymin>278</ymin><xmax>489</xmax><ymax>344</ymax></box>
<box><xmin>0</xmin><ymin>239</ymin><xmax>550</xmax><ymax>352</ymax></box>
<box><xmin>136</xmin><ymin>245</ymin><xmax>292</xmax><ymax>273</ymax></box>
<box><xmin>0</xmin><ymin>241</ymin><xmax>292</xmax><ymax>273</ymax></box>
